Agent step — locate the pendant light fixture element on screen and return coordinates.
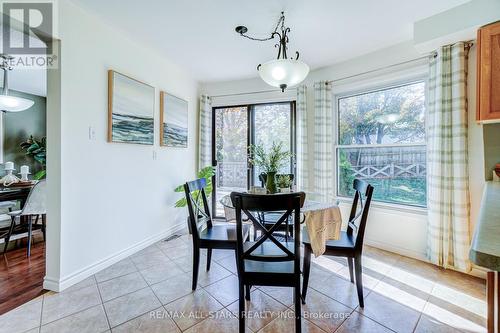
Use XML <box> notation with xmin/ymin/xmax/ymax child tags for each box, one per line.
<box><xmin>236</xmin><ymin>12</ymin><xmax>309</xmax><ymax>92</ymax></box>
<box><xmin>0</xmin><ymin>55</ymin><xmax>34</xmax><ymax>112</ymax></box>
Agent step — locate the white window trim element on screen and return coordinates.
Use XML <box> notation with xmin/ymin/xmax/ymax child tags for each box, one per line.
<box><xmin>332</xmin><ymin>72</ymin><xmax>429</xmax><ymax>212</ymax></box>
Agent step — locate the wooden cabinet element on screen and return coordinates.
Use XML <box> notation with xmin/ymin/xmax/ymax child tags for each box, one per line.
<box><xmin>477</xmin><ymin>21</ymin><xmax>500</xmax><ymax>122</ymax></box>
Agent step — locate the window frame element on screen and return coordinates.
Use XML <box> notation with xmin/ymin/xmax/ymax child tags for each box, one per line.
<box><xmin>333</xmin><ymin>77</ymin><xmax>429</xmax><ymax>210</ymax></box>
<box><xmin>211</xmin><ymin>101</ymin><xmax>297</xmax><ymax>218</ymax></box>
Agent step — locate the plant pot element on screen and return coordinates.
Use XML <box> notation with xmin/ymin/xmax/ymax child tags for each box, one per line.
<box><xmin>279</xmin><ymin>187</ymin><xmax>291</xmax><ymax>193</ymax></box>
<box><xmin>266</xmin><ymin>171</ymin><xmax>277</xmax><ymax>194</ymax></box>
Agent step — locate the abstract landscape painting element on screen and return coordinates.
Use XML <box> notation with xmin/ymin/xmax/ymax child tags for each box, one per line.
<box><xmin>108</xmin><ymin>70</ymin><xmax>155</xmax><ymax>145</ymax></box>
<box><xmin>160</xmin><ymin>91</ymin><xmax>188</xmax><ymax>147</ymax></box>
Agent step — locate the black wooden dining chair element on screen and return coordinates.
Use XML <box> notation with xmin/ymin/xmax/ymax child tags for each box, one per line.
<box><xmin>184</xmin><ymin>178</ymin><xmax>250</xmax><ymax>290</ymax></box>
<box><xmin>231</xmin><ymin>191</ymin><xmax>305</xmax><ymax>333</ymax></box>
<box><xmin>302</xmin><ymin>179</ymin><xmax>374</xmax><ymax>308</ymax></box>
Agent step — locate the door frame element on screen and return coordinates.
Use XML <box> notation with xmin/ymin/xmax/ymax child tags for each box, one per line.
<box><xmin>211</xmin><ymin>101</ymin><xmax>296</xmax><ymax>218</ymax></box>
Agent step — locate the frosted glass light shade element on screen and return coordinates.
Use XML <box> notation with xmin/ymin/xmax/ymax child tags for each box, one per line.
<box><xmin>258</xmin><ymin>59</ymin><xmax>309</xmax><ymax>91</ymax></box>
<box><xmin>0</xmin><ymin>95</ymin><xmax>34</xmax><ymax>112</ymax></box>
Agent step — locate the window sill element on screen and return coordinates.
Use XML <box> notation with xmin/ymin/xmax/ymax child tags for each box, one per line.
<box><xmin>336</xmin><ymin>197</ymin><xmax>428</xmax><ymax>216</ymax></box>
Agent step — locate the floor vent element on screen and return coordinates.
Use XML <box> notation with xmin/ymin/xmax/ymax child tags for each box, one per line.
<box><xmin>163</xmin><ymin>234</ymin><xmax>181</xmax><ymax>242</ymax></box>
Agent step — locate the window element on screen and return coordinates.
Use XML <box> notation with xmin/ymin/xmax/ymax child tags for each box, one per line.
<box><xmin>336</xmin><ymin>81</ymin><xmax>426</xmax><ymax>207</ymax></box>
<box><xmin>212</xmin><ymin>102</ymin><xmax>296</xmax><ymax>217</ymax></box>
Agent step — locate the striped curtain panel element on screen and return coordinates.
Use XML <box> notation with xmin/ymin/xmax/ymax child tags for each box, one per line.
<box><xmin>427</xmin><ymin>42</ymin><xmax>471</xmax><ymax>272</ymax></box>
<box><xmin>198</xmin><ymin>95</ymin><xmax>212</xmax><ymax>170</ymax></box>
<box><xmin>313</xmin><ymin>81</ymin><xmax>334</xmax><ymax>202</ymax></box>
<box><xmin>296</xmin><ymin>85</ymin><xmax>309</xmax><ymax>191</ymax></box>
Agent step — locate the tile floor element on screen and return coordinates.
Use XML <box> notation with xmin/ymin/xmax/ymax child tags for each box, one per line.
<box><xmin>0</xmin><ymin>233</ymin><xmax>487</xmax><ymax>333</ymax></box>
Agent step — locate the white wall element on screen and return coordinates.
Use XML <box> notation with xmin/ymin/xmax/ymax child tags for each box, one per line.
<box><xmin>45</xmin><ymin>0</ymin><xmax>199</xmax><ymax>291</ymax></box>
<box><xmin>201</xmin><ymin>39</ymin><xmax>488</xmax><ymax>262</ymax></box>
<box><xmin>414</xmin><ymin>0</ymin><xmax>500</xmax><ymax>53</ymax></box>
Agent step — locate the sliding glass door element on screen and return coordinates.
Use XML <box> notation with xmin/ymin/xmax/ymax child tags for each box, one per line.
<box><xmin>212</xmin><ymin>102</ymin><xmax>295</xmax><ymax>217</ymax></box>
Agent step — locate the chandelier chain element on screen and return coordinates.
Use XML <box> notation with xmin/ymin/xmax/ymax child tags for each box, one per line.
<box><xmin>238</xmin><ymin>12</ymin><xmax>285</xmax><ymax>42</ymax></box>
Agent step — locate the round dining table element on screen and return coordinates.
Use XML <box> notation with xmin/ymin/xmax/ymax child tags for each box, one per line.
<box><xmin>219</xmin><ymin>193</ymin><xmax>337</xmax><ymax>217</ymax></box>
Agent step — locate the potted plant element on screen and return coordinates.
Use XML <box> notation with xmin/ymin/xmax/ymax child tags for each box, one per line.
<box><xmin>250</xmin><ymin>142</ymin><xmax>293</xmax><ymax>194</ymax></box>
<box><xmin>20</xmin><ymin>136</ymin><xmax>46</xmax><ymax>180</ymax></box>
<box><xmin>174</xmin><ymin>166</ymin><xmax>215</xmax><ymax>233</ymax></box>
<box><xmin>277</xmin><ymin>174</ymin><xmax>292</xmax><ymax>193</ymax></box>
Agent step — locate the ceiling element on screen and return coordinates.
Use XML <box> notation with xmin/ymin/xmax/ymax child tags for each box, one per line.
<box><xmin>78</xmin><ymin>0</ymin><xmax>468</xmax><ymax>83</ymax></box>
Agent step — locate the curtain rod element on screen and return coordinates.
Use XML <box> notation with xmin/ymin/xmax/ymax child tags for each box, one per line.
<box><xmin>209</xmin><ymin>55</ymin><xmax>429</xmax><ymax>99</ymax></box>
<box><xmin>209</xmin><ymin>41</ymin><xmax>474</xmax><ymax>98</ymax></box>
<box><xmin>210</xmin><ymin>87</ymin><xmax>296</xmax><ymax>99</ymax></box>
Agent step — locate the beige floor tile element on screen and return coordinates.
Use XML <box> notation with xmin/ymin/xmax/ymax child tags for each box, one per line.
<box><xmin>196</xmin><ymin>262</ymin><xmax>232</xmax><ymax>287</ymax></box>
<box><xmin>431</xmin><ymin>283</ymin><xmax>486</xmax><ymax>320</ymax></box>
<box><xmin>310</xmin><ymin>255</ymin><xmax>346</xmax><ymax>274</ymax></box>
<box><xmin>383</xmin><ymin>263</ymin><xmax>435</xmax><ymax>295</ymax></box>
<box><xmin>139</xmin><ymin>259</ymin><xmax>184</xmax><ymax>285</ymax></box>
<box><xmin>150</xmin><ymin>273</ymin><xmax>194</xmax><ymax>305</ymax></box>
<box><xmin>422</xmin><ymin>297</ymin><xmax>486</xmax><ymax>333</ymax></box>
<box><xmin>130</xmin><ymin>244</ymin><xmax>162</xmax><ymax>259</ymax></box>
<box><xmin>216</xmin><ymin>254</ymin><xmax>237</xmax><ymax>273</ymax></box>
<box><xmin>104</xmin><ymin>287</ymin><xmax>161</xmax><ymax>328</ymax></box>
<box><xmin>42</xmin><ymin>284</ymin><xmax>102</xmax><ymax>325</ymax></box>
<box><xmin>163</xmin><ymin>289</ymin><xmax>224</xmax><ymax>331</ymax></box>
<box><xmin>22</xmin><ymin>328</ymin><xmax>40</xmax><ymax>333</ymax></box>
<box><xmin>95</xmin><ymin>258</ymin><xmax>137</xmax><ymax>283</ymax></box>
<box><xmin>301</xmin><ymin>289</ymin><xmax>352</xmax><ymax>332</ymax></box>
<box><xmin>414</xmin><ymin>315</ymin><xmax>463</xmax><ymax>333</ymax></box>
<box><xmin>372</xmin><ymin>278</ymin><xmax>428</xmax><ymax>312</ymax></box>
<box><xmin>171</xmin><ymin>253</ymin><xmax>207</xmax><ymax>273</ymax></box>
<box><xmin>358</xmin><ymin>291</ymin><xmax>420</xmax><ymax>333</ymax></box>
<box><xmin>164</xmin><ymin>243</ymin><xmax>192</xmax><ymax>260</ymax></box>
<box><xmin>363</xmin><ymin>246</ymin><xmax>402</xmax><ymax>266</ymax></box>
<box><xmin>258</xmin><ymin>308</ymin><xmax>326</xmax><ymax>333</ymax></box>
<box><xmin>203</xmin><ymin>275</ymin><xmax>240</xmax><ymax>306</ymax></box>
<box><xmin>260</xmin><ymin>286</ymin><xmax>295</xmax><ymax>308</ymax></box>
<box><xmin>98</xmin><ymin>272</ymin><xmax>148</xmax><ymax>302</ymax></box>
<box><xmin>183</xmin><ymin>309</ymin><xmax>252</xmax><ymax>333</ymax></box>
<box><xmin>111</xmin><ymin>307</ymin><xmax>180</xmax><ymax>333</ymax></box>
<box><xmin>434</xmin><ymin>269</ymin><xmax>486</xmax><ymax>300</ymax></box>
<box><xmin>335</xmin><ymin>311</ymin><xmax>392</xmax><ymax>333</ymax></box>
<box><xmin>0</xmin><ymin>299</ymin><xmax>42</xmax><ymax>333</ymax></box>
<box><xmin>40</xmin><ymin>304</ymin><xmax>109</xmax><ymax>333</ymax></box>
<box><xmin>395</xmin><ymin>256</ymin><xmax>442</xmax><ymax>282</ymax></box>
<box><xmin>227</xmin><ymin>289</ymin><xmax>289</xmax><ymax>332</ymax></box>
<box><xmin>309</xmin><ymin>272</ymin><xmax>367</xmax><ymax>310</ymax></box>
<box><xmin>335</xmin><ymin>265</ymin><xmax>383</xmax><ymax>290</ymax></box>
<box><xmin>61</xmin><ymin>275</ymin><xmax>97</xmax><ymax>294</ymax></box>
<box><xmin>130</xmin><ymin>250</ymin><xmax>171</xmax><ymax>271</ymax></box>
<box><xmin>210</xmin><ymin>249</ymin><xmax>235</xmax><ymax>262</ymax></box>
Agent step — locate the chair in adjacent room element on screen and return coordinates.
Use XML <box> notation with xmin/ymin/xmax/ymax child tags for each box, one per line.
<box><xmin>302</xmin><ymin>179</ymin><xmax>374</xmax><ymax>308</ymax></box>
<box><xmin>184</xmin><ymin>178</ymin><xmax>250</xmax><ymax>290</ymax></box>
<box><xmin>231</xmin><ymin>191</ymin><xmax>305</xmax><ymax>333</ymax></box>
<box><xmin>4</xmin><ymin>180</ymin><xmax>47</xmax><ymax>257</ymax></box>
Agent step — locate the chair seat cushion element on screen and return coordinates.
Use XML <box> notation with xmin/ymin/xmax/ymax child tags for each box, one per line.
<box><xmin>302</xmin><ymin>228</ymin><xmax>355</xmax><ymax>250</ymax></box>
<box><xmin>7</xmin><ymin>210</ymin><xmax>22</xmax><ymax>217</ymax></box>
<box><xmin>199</xmin><ymin>223</ymin><xmax>250</xmax><ymax>243</ymax></box>
<box><xmin>0</xmin><ymin>201</ymin><xmax>16</xmax><ymax>209</ymax></box>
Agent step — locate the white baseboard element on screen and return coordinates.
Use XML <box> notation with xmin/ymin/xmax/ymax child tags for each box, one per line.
<box><xmin>364</xmin><ymin>238</ymin><xmax>427</xmax><ymax>261</ymax></box>
<box><xmin>43</xmin><ymin>222</ymin><xmax>186</xmax><ymax>292</ymax></box>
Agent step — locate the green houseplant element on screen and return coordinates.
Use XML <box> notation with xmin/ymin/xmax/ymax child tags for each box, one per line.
<box><xmin>250</xmin><ymin>141</ymin><xmax>293</xmax><ymax>194</ymax></box>
<box><xmin>276</xmin><ymin>174</ymin><xmax>292</xmax><ymax>193</ymax></box>
<box><xmin>174</xmin><ymin>166</ymin><xmax>215</xmax><ymax>208</ymax></box>
<box><xmin>20</xmin><ymin>136</ymin><xmax>46</xmax><ymax>180</ymax></box>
